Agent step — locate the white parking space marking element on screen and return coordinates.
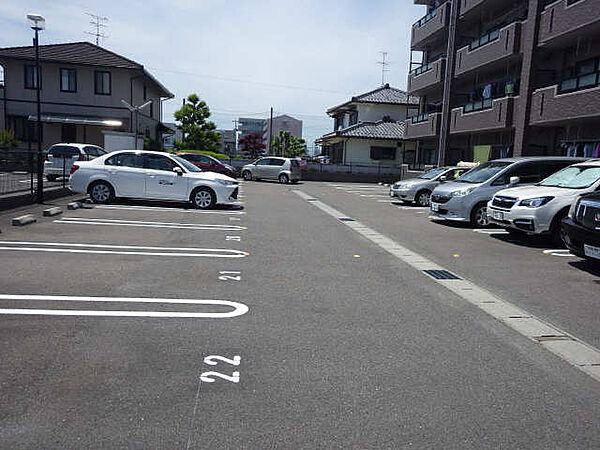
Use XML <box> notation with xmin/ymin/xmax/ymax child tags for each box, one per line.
<box><xmin>55</xmin><ymin>217</ymin><xmax>247</xmax><ymax>231</ymax></box>
<box><xmin>0</xmin><ymin>294</ymin><xmax>249</xmax><ymax>318</ymax></box>
<box><xmin>295</xmin><ymin>190</ymin><xmax>600</xmax><ymax>383</ymax></box>
<box><xmin>95</xmin><ymin>205</ymin><xmax>245</xmax><ymax>215</ymax></box>
<box><xmin>543</xmin><ymin>249</ymin><xmax>577</xmax><ymax>257</ymax></box>
<box><xmin>0</xmin><ymin>241</ymin><xmax>249</xmax><ymax>258</ymax></box>
<box><xmin>473</xmin><ymin>229</ymin><xmax>510</xmax><ymax>235</ymax></box>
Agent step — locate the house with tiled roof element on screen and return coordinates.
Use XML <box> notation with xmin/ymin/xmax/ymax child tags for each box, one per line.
<box><xmin>0</xmin><ymin>41</ymin><xmax>173</xmax><ymax>151</ymax></box>
<box><xmin>317</xmin><ymin>84</ymin><xmax>419</xmax><ymax>165</ymax></box>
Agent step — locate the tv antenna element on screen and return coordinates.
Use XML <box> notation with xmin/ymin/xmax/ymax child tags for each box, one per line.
<box><xmin>85</xmin><ymin>13</ymin><xmax>109</xmax><ymax>46</ymax></box>
<box><xmin>378</xmin><ymin>51</ymin><xmax>390</xmax><ymax>86</ymax></box>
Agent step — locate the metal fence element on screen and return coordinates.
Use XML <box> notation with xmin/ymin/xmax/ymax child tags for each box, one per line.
<box><xmin>0</xmin><ymin>149</ymin><xmax>68</xmax><ymax>197</ymax></box>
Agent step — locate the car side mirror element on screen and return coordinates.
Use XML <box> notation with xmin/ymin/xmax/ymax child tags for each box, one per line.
<box><xmin>439</xmin><ymin>175</ymin><xmax>448</xmax><ymax>182</ymax></box>
<box><xmin>509</xmin><ymin>176</ymin><xmax>520</xmax><ymax>186</ymax></box>
<box><xmin>173</xmin><ymin>167</ymin><xmax>183</xmax><ymax>176</ymax></box>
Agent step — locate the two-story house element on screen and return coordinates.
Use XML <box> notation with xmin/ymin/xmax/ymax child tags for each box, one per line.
<box><xmin>317</xmin><ymin>84</ymin><xmax>419</xmax><ymax>166</ymax></box>
<box><xmin>0</xmin><ymin>41</ymin><xmax>173</xmax><ymax>151</ymax></box>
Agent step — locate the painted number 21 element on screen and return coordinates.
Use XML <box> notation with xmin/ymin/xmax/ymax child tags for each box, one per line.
<box><xmin>200</xmin><ymin>355</ymin><xmax>241</xmax><ymax>384</ymax></box>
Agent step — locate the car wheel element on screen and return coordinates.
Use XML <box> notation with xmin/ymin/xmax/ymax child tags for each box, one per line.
<box><xmin>550</xmin><ymin>210</ymin><xmax>569</xmax><ymax>247</ymax></box>
<box><xmin>470</xmin><ymin>202</ymin><xmax>489</xmax><ymax>228</ymax></box>
<box><xmin>46</xmin><ymin>175</ymin><xmax>58</xmax><ymax>182</ymax></box>
<box><xmin>416</xmin><ymin>190</ymin><xmax>431</xmax><ymax>207</ymax></box>
<box><xmin>192</xmin><ymin>187</ymin><xmax>216</xmax><ymax>209</ymax></box>
<box><xmin>89</xmin><ymin>181</ymin><xmax>114</xmax><ymax>204</ymax></box>
<box><xmin>242</xmin><ymin>170</ymin><xmax>252</xmax><ymax>181</ymax></box>
<box><xmin>279</xmin><ymin>174</ymin><xmax>289</xmax><ymax>184</ymax></box>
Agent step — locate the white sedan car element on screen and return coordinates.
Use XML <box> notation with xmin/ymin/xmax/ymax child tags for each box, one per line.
<box><xmin>69</xmin><ymin>150</ymin><xmax>239</xmax><ymax>209</ymax></box>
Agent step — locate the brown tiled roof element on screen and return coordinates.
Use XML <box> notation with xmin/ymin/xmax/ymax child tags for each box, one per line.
<box><xmin>0</xmin><ymin>42</ymin><xmax>142</xmax><ymax>69</ymax></box>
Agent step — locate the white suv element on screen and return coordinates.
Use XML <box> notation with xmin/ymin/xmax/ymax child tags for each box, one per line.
<box><xmin>69</xmin><ymin>150</ymin><xmax>239</xmax><ymax>209</ymax></box>
<box><xmin>44</xmin><ymin>143</ymin><xmax>107</xmax><ymax>181</ymax></box>
<box><xmin>488</xmin><ymin>160</ymin><xmax>600</xmax><ymax>244</ymax></box>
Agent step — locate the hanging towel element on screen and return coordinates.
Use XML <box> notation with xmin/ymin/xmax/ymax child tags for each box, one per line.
<box><xmin>583</xmin><ymin>143</ymin><xmax>595</xmax><ymax>158</ymax></box>
<box><xmin>482</xmin><ymin>84</ymin><xmax>492</xmax><ymax>99</ymax></box>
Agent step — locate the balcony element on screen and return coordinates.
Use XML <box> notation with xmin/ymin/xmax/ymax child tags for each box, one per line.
<box><xmin>407</xmin><ymin>58</ymin><xmax>445</xmax><ymax>95</ymax></box>
<box><xmin>411</xmin><ymin>2</ymin><xmax>449</xmax><ymax>50</ymax></box>
<box><xmin>539</xmin><ymin>0</ymin><xmax>600</xmax><ymax>47</ymax></box>
<box><xmin>455</xmin><ymin>22</ymin><xmax>522</xmax><ymax>77</ymax></box>
<box><xmin>530</xmin><ymin>82</ymin><xmax>600</xmax><ymax>126</ymax></box>
<box><xmin>450</xmin><ymin>96</ymin><xmax>514</xmax><ymax>134</ymax></box>
<box><xmin>404</xmin><ymin>113</ymin><xmax>441</xmax><ymax>139</ymax></box>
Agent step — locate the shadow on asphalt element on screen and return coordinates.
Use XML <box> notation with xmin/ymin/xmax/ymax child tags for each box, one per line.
<box><xmin>109</xmin><ymin>198</ymin><xmax>245</xmax><ymax>211</ymax></box>
<box><xmin>568</xmin><ymin>260</ymin><xmax>600</xmax><ymax>277</ymax></box>
<box><xmin>489</xmin><ymin>233</ymin><xmax>556</xmax><ymax>249</ymax></box>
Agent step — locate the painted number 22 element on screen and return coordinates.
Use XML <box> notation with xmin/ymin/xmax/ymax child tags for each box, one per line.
<box><xmin>200</xmin><ymin>355</ymin><xmax>241</xmax><ymax>384</ymax></box>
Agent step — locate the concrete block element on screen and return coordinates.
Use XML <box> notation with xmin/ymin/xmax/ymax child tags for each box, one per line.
<box><xmin>541</xmin><ymin>340</ymin><xmax>600</xmax><ymax>366</ymax></box>
<box><xmin>43</xmin><ymin>207</ymin><xmax>63</xmax><ymax>217</ymax></box>
<box><xmin>67</xmin><ymin>202</ymin><xmax>81</xmax><ymax>210</ymax></box>
<box><xmin>12</xmin><ymin>214</ymin><xmax>36</xmax><ymax>226</ymax></box>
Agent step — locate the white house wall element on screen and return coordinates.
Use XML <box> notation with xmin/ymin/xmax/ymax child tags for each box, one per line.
<box><xmin>356</xmin><ymin>103</ymin><xmax>413</xmax><ymax>123</ymax></box>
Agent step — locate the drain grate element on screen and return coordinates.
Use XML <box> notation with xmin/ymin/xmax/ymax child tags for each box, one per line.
<box><xmin>339</xmin><ymin>217</ymin><xmax>355</xmax><ymax>222</ymax></box>
<box><xmin>423</xmin><ymin>269</ymin><xmax>462</xmax><ymax>280</ymax></box>
<box><xmin>535</xmin><ymin>335</ymin><xmax>571</xmax><ymax>342</ymax></box>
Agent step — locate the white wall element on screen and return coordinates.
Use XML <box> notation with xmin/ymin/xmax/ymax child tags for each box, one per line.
<box><xmin>356</xmin><ymin>104</ymin><xmax>415</xmax><ymax>123</ymax></box>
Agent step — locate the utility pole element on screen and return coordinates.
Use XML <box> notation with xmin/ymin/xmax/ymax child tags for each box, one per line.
<box><xmin>268</xmin><ymin>107</ymin><xmax>274</xmax><ymax>155</ymax></box>
<box><xmin>232</xmin><ymin>119</ymin><xmax>239</xmax><ymax>156</ymax></box>
<box><xmin>85</xmin><ymin>13</ymin><xmax>108</xmax><ymax>46</ymax></box>
<box><xmin>378</xmin><ymin>51</ymin><xmax>390</xmax><ymax>86</ymax></box>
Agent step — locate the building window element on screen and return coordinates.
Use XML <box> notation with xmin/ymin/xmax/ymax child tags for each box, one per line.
<box><xmin>143</xmin><ymin>85</ymin><xmax>147</xmax><ymax>100</ymax></box>
<box><xmin>149</xmin><ymin>101</ymin><xmax>154</xmax><ymax>118</ymax></box>
<box><xmin>370</xmin><ymin>146</ymin><xmax>396</xmax><ymax>160</ymax></box>
<box><xmin>60</xmin><ymin>68</ymin><xmax>77</xmax><ymax>92</ymax></box>
<box><xmin>24</xmin><ymin>65</ymin><xmax>40</xmax><ymax>89</ymax></box>
<box><xmin>94</xmin><ymin>71</ymin><xmax>111</xmax><ymax>95</ymax></box>
<box><xmin>7</xmin><ymin>115</ymin><xmax>40</xmax><ymax>141</ymax></box>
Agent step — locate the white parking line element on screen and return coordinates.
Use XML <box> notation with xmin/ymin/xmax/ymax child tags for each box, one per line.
<box><xmin>294</xmin><ymin>190</ymin><xmax>600</xmax><ymax>383</ymax></box>
<box><xmin>473</xmin><ymin>229</ymin><xmax>510</xmax><ymax>235</ymax></box>
<box><xmin>55</xmin><ymin>217</ymin><xmax>247</xmax><ymax>231</ymax></box>
<box><xmin>0</xmin><ymin>241</ymin><xmax>249</xmax><ymax>258</ymax></box>
<box><xmin>0</xmin><ymin>294</ymin><xmax>249</xmax><ymax>318</ymax></box>
<box><xmin>95</xmin><ymin>205</ymin><xmax>245</xmax><ymax>214</ymax></box>
<box><xmin>543</xmin><ymin>249</ymin><xmax>577</xmax><ymax>257</ymax></box>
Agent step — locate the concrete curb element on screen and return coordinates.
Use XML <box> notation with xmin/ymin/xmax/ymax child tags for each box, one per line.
<box><xmin>67</xmin><ymin>202</ymin><xmax>81</xmax><ymax>210</ymax></box>
<box><xmin>12</xmin><ymin>214</ymin><xmax>37</xmax><ymax>226</ymax></box>
<box><xmin>43</xmin><ymin>207</ymin><xmax>63</xmax><ymax>217</ymax></box>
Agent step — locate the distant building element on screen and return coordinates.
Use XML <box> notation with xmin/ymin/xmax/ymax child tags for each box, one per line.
<box><xmin>238</xmin><ymin>117</ymin><xmax>265</xmax><ymax>139</ymax></box>
<box><xmin>162</xmin><ymin>123</ymin><xmax>183</xmax><ymax>150</ymax></box>
<box><xmin>262</xmin><ymin>114</ymin><xmax>303</xmax><ymax>153</ymax></box>
<box><xmin>317</xmin><ymin>84</ymin><xmax>419</xmax><ymax>166</ymax></box>
<box><xmin>217</xmin><ymin>129</ymin><xmax>236</xmax><ymax>155</ymax></box>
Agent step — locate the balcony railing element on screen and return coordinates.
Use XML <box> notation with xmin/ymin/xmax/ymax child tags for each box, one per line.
<box><xmin>531</xmin><ymin>82</ymin><xmax>600</xmax><ymax>125</ymax></box>
<box><xmin>407</xmin><ymin>58</ymin><xmax>445</xmax><ymax>95</ymax></box>
<box><xmin>539</xmin><ymin>0</ymin><xmax>600</xmax><ymax>47</ymax></box>
<box><xmin>410</xmin><ymin>113</ymin><xmax>431</xmax><ymax>123</ymax></box>
<box><xmin>411</xmin><ymin>2</ymin><xmax>449</xmax><ymax>50</ymax></box>
<box><xmin>404</xmin><ymin>112</ymin><xmax>441</xmax><ymax>139</ymax></box>
<box><xmin>450</xmin><ymin>96</ymin><xmax>514</xmax><ymax>134</ymax></box>
<box><xmin>455</xmin><ymin>22</ymin><xmax>522</xmax><ymax>77</ymax></box>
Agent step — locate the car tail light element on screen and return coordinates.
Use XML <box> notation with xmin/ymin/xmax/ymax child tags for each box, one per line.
<box><xmin>70</xmin><ymin>165</ymin><xmax>80</xmax><ymax>175</ymax></box>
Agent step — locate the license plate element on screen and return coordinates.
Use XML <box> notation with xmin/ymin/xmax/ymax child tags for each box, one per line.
<box><xmin>491</xmin><ymin>210</ymin><xmax>504</xmax><ymax>221</ymax></box>
<box><xmin>431</xmin><ymin>202</ymin><xmax>440</xmax><ymax>212</ymax></box>
<box><xmin>584</xmin><ymin>244</ymin><xmax>600</xmax><ymax>260</ymax></box>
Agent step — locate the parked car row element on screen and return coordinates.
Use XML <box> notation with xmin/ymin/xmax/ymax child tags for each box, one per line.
<box><xmin>391</xmin><ymin>157</ymin><xmax>600</xmax><ymax>264</ymax></box>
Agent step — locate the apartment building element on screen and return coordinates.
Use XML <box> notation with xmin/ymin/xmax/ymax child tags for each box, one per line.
<box><xmin>217</xmin><ymin>129</ymin><xmax>237</xmax><ymax>155</ymax></box>
<box><xmin>238</xmin><ymin>117</ymin><xmax>266</xmax><ymax>139</ymax></box>
<box><xmin>0</xmin><ymin>42</ymin><xmax>173</xmax><ymax>151</ymax></box>
<box><xmin>262</xmin><ymin>114</ymin><xmax>302</xmax><ymax>152</ymax></box>
<box><xmin>317</xmin><ymin>84</ymin><xmax>419</xmax><ymax>165</ymax></box>
<box><xmin>406</xmin><ymin>0</ymin><xmax>600</xmax><ymax>166</ymax></box>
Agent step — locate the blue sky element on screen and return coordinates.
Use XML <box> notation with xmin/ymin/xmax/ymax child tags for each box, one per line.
<box><xmin>1</xmin><ymin>1</ymin><xmax>425</xmax><ymax>148</ymax></box>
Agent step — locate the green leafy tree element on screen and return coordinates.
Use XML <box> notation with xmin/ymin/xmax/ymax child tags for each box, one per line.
<box><xmin>174</xmin><ymin>94</ymin><xmax>220</xmax><ymax>151</ymax></box>
<box><xmin>0</xmin><ymin>129</ymin><xmax>19</xmax><ymax>149</ymax></box>
<box><xmin>271</xmin><ymin>130</ymin><xmax>306</xmax><ymax>157</ymax></box>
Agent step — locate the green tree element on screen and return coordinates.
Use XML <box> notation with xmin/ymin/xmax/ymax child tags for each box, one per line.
<box><xmin>0</xmin><ymin>129</ymin><xmax>19</xmax><ymax>149</ymax></box>
<box><xmin>174</xmin><ymin>94</ymin><xmax>220</xmax><ymax>151</ymax></box>
<box><xmin>271</xmin><ymin>130</ymin><xmax>306</xmax><ymax>157</ymax></box>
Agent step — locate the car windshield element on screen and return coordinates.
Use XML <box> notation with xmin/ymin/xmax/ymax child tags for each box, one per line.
<box><xmin>172</xmin><ymin>155</ymin><xmax>202</xmax><ymax>172</ymax></box>
<box><xmin>419</xmin><ymin>168</ymin><xmax>447</xmax><ymax>180</ymax></box>
<box><xmin>538</xmin><ymin>166</ymin><xmax>600</xmax><ymax>189</ymax></box>
<box><xmin>455</xmin><ymin>161</ymin><xmax>512</xmax><ymax>183</ymax></box>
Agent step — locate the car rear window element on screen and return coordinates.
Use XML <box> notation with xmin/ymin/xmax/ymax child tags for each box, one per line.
<box><xmin>291</xmin><ymin>160</ymin><xmax>300</xmax><ymax>168</ymax></box>
<box><xmin>49</xmin><ymin>145</ymin><xmax>80</xmax><ymax>157</ymax></box>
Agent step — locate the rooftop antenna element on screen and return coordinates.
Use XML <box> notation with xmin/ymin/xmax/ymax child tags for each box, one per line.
<box><xmin>378</xmin><ymin>51</ymin><xmax>390</xmax><ymax>86</ymax></box>
<box><xmin>85</xmin><ymin>13</ymin><xmax>109</xmax><ymax>46</ymax></box>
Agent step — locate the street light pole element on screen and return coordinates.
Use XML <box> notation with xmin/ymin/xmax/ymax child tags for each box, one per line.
<box><xmin>27</xmin><ymin>13</ymin><xmax>45</xmax><ymax>203</ymax></box>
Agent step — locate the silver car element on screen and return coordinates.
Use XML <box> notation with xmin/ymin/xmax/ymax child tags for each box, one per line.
<box><xmin>429</xmin><ymin>157</ymin><xmax>586</xmax><ymax>227</ymax></box>
<box><xmin>241</xmin><ymin>157</ymin><xmax>301</xmax><ymax>184</ymax></box>
<box><xmin>389</xmin><ymin>166</ymin><xmax>470</xmax><ymax>206</ymax></box>
<box><xmin>44</xmin><ymin>143</ymin><xmax>107</xmax><ymax>181</ymax></box>
<box><xmin>487</xmin><ymin>160</ymin><xmax>600</xmax><ymax>244</ymax></box>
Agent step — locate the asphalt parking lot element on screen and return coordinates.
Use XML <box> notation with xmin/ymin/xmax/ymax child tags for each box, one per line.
<box><xmin>1</xmin><ymin>181</ymin><xmax>600</xmax><ymax>448</ymax></box>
